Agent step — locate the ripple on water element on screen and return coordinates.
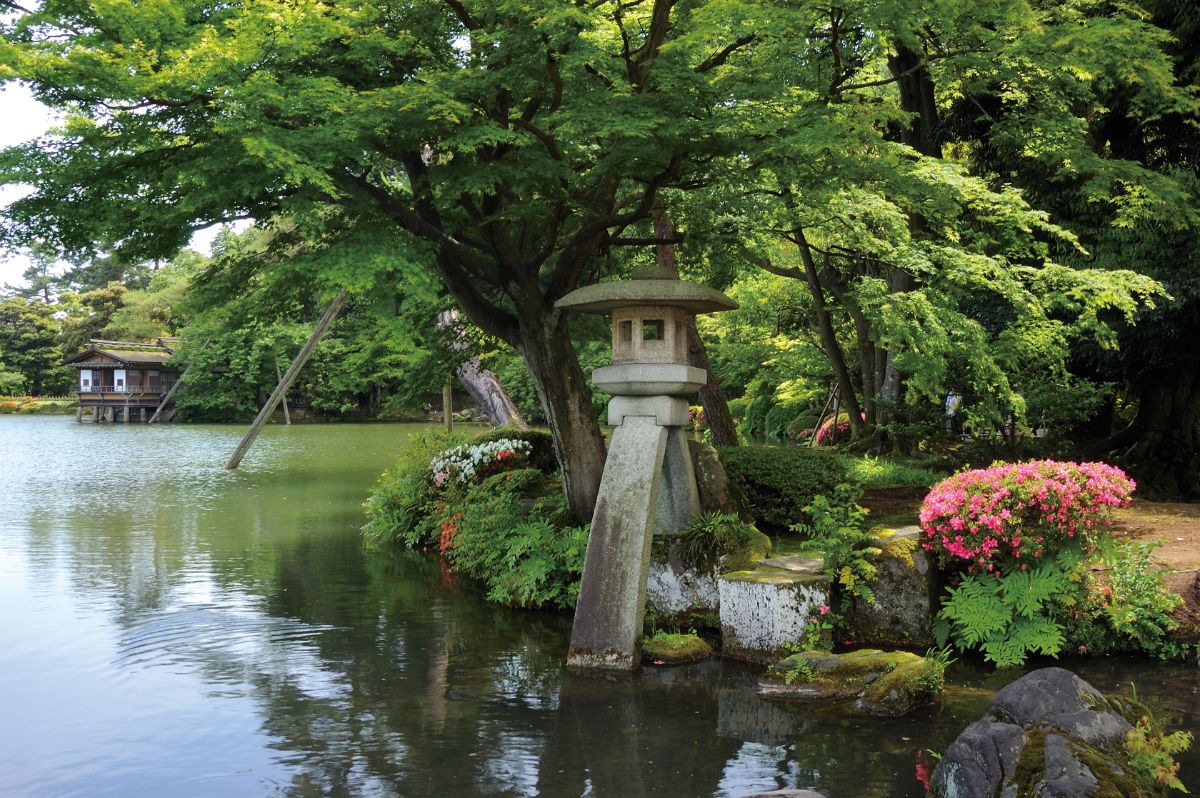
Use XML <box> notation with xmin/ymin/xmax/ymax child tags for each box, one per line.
<box><xmin>114</xmin><ymin>602</ymin><xmax>342</xmax><ymax>688</ymax></box>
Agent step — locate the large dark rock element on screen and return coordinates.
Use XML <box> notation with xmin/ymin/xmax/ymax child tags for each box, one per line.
<box><xmin>931</xmin><ymin>668</ymin><xmax>1155</xmax><ymax>798</ymax></box>
<box><xmin>844</xmin><ymin>526</ymin><xmax>936</xmax><ymax>648</ymax></box>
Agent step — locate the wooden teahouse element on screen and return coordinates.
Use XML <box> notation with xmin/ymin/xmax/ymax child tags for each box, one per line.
<box><xmin>64</xmin><ymin>339</ymin><xmax>183</xmax><ymax>422</ymax></box>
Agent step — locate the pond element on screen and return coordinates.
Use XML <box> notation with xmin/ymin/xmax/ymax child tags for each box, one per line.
<box><xmin>0</xmin><ymin>415</ymin><xmax>1196</xmax><ymax>797</ymax></box>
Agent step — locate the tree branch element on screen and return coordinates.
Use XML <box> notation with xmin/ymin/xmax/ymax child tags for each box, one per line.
<box><xmin>695</xmin><ymin>33</ymin><xmax>757</xmax><ymax>73</ymax></box>
<box><xmin>510</xmin><ymin>117</ymin><xmax>564</xmax><ymax>160</ymax></box>
<box><xmin>442</xmin><ymin>0</ymin><xmax>479</xmax><ymax>30</ymax></box>
<box><xmin>835</xmin><ymin>47</ymin><xmax>982</xmax><ymax>94</ymax></box>
<box><xmin>609</xmin><ymin>235</ymin><xmax>685</xmax><ymax>246</ymax></box>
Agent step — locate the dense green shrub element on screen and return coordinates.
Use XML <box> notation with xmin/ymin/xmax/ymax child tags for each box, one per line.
<box><xmin>718</xmin><ymin>445</ymin><xmax>848</xmax><ymax>531</ymax></box>
<box><xmin>362</xmin><ymin>430</ymin><xmax>461</xmax><ymax>546</ymax></box>
<box><xmin>364</xmin><ymin>428</ymin><xmax>588</xmax><ymax>610</ymax></box>
<box><xmin>1065</xmin><ymin>542</ymin><xmax>1185</xmax><ymax>659</ymax></box>
<box><xmin>474</xmin><ymin>426</ymin><xmax>557</xmax><ymax>473</ymax></box>
<box><xmin>439</xmin><ymin>469</ymin><xmax>587</xmax><ymax>609</ymax></box>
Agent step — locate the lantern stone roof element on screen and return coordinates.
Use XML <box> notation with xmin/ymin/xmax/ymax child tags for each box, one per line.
<box><xmin>556</xmin><ymin>265</ymin><xmax>738</xmax><ymax>314</ymax></box>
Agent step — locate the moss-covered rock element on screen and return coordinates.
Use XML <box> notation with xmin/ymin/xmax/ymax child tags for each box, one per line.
<box><xmin>844</xmin><ymin>525</ymin><xmax>936</xmax><ymax>648</ymax></box>
<box><xmin>758</xmin><ymin>648</ymin><xmax>944</xmax><ymax>717</ymax></box>
<box><xmin>687</xmin><ymin>439</ymin><xmax>747</xmax><ymax>517</ymax></box>
<box><xmin>643</xmin><ymin>632</ymin><xmax>713</xmax><ymax>665</ymax></box>
<box><xmin>931</xmin><ymin>668</ymin><xmax>1187</xmax><ymax>798</ymax></box>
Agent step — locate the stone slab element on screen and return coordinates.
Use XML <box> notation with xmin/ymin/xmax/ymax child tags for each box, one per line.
<box><xmin>607</xmin><ymin>395</ymin><xmax>691</xmax><ymax>427</ymax></box>
<box><xmin>719</xmin><ymin>567</ymin><xmax>829</xmax><ymax>661</ymax></box>
<box><xmin>595</xmin><ymin>363</ymin><xmax>707</xmax><ymax>397</ymax></box>
<box><xmin>755</xmin><ymin>555</ymin><xmax>825</xmax><ymax>575</ymax></box>
<box><xmin>647</xmin><ymin>559</ymin><xmax>720</xmax><ymax>615</ymax></box>
<box><xmin>844</xmin><ymin>526</ymin><xmax>936</xmax><ymax>648</ymax></box>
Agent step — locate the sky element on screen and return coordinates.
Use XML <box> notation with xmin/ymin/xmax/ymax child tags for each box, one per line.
<box><xmin>0</xmin><ymin>84</ymin><xmax>236</xmax><ymax>290</ymax></box>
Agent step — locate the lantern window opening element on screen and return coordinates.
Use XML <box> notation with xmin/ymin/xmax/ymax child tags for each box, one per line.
<box><xmin>642</xmin><ymin>319</ymin><xmax>665</xmax><ymax>342</ymax></box>
<box><xmin>618</xmin><ymin>319</ymin><xmax>633</xmax><ymax>344</ymax></box>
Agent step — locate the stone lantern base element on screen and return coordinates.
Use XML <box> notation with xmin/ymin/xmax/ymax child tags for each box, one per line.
<box><xmin>566</xmin><ymin>397</ymin><xmax>700</xmax><ymax>671</ymax></box>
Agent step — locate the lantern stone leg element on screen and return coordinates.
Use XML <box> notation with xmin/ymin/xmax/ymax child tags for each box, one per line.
<box><xmin>567</xmin><ymin>416</ymin><xmax>668</xmax><ymax>670</ymax></box>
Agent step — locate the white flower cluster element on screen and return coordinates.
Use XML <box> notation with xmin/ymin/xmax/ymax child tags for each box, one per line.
<box><xmin>430</xmin><ymin>438</ymin><xmax>533</xmax><ymax>485</ymax></box>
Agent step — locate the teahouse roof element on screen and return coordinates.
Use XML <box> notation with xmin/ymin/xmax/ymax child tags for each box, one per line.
<box><xmin>555</xmin><ymin>265</ymin><xmax>738</xmax><ymax>314</ymax></box>
<box><xmin>63</xmin><ymin>340</ymin><xmax>178</xmax><ymax>368</ymax></box>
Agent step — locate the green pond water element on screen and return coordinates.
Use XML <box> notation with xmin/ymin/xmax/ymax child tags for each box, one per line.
<box><xmin>0</xmin><ymin>415</ymin><xmax>1196</xmax><ymax>797</ymax></box>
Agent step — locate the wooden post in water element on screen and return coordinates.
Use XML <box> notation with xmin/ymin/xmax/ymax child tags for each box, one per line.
<box><xmin>149</xmin><ymin>338</ymin><xmax>210</xmax><ymax>424</ymax></box>
<box><xmin>443</xmin><ymin>377</ymin><xmax>453</xmax><ymax>433</ymax></box>
<box><xmin>274</xmin><ymin>354</ymin><xmax>291</xmax><ymax>425</ymax></box>
<box><xmin>226</xmin><ymin>290</ymin><xmax>348</xmax><ymax>469</ymax></box>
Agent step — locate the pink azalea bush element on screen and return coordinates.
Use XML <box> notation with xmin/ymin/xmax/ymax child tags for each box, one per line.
<box><xmin>814</xmin><ymin>412</ymin><xmax>861</xmax><ymax>446</ymax></box>
<box><xmin>920</xmin><ymin>460</ymin><xmax>1134</xmax><ymax>574</ymax></box>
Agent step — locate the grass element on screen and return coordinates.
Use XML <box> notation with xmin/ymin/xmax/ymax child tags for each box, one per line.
<box><xmin>834</xmin><ymin>454</ymin><xmax>945</xmax><ymax>489</ymax></box>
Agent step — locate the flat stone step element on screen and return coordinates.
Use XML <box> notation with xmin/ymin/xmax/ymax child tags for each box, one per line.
<box><xmin>753</xmin><ymin>555</ymin><xmax>824</xmax><ymax>575</ymax></box>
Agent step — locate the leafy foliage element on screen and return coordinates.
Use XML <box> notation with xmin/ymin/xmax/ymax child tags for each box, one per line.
<box><xmin>1067</xmin><ymin>541</ymin><xmax>1187</xmax><ymax>660</ymax></box>
<box><xmin>443</xmin><ymin>470</ymin><xmax>588</xmax><ymax>609</ymax></box>
<box><xmin>364</xmin><ymin>428</ymin><xmax>588</xmax><ymax>609</ymax></box>
<box><xmin>793</xmin><ymin>483</ymin><xmax>887</xmax><ymax>608</ymax></box>
<box><xmin>934</xmin><ymin>561</ymin><xmax>1077</xmax><ymax>668</ymax></box>
<box><xmin>0</xmin><ymin>296</ymin><xmax>69</xmax><ymax>394</ymax></box>
<box><xmin>363</xmin><ymin>430</ymin><xmax>464</xmax><ymax>548</ymax></box>
<box><xmin>675</xmin><ymin>512</ymin><xmax>757</xmax><ymax>571</ymax></box>
<box><xmin>1125</xmin><ymin>714</ymin><xmax>1194</xmax><ymax>793</ymax></box>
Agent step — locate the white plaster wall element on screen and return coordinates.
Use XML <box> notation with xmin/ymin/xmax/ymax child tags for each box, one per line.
<box><xmin>646</xmin><ymin>560</ymin><xmax>720</xmax><ymax>615</ymax></box>
<box><xmin>718</xmin><ymin>577</ymin><xmax>828</xmax><ymax>655</ymax></box>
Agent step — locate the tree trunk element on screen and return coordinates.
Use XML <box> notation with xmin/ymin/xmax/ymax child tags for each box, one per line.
<box><xmin>1109</xmin><ymin>364</ymin><xmax>1200</xmax><ymax>499</ymax></box>
<box><xmin>437</xmin><ymin>310</ymin><xmax>527</xmax><ymax>428</ymax></box>
<box><xmin>795</xmin><ymin>228</ymin><xmax>865</xmax><ymax>437</ymax></box>
<box><xmin>819</xmin><ymin>260</ymin><xmax>877</xmax><ymax>426</ymax></box>
<box><xmin>456</xmin><ymin>356</ymin><xmax>526</xmax><ymax>428</ymax></box>
<box><xmin>888</xmin><ymin>45</ymin><xmax>942</xmax><ymax>158</ymax></box>
<box><xmin>515</xmin><ymin>309</ymin><xmax>607</xmax><ymax>521</ymax></box>
<box><xmin>652</xmin><ymin>204</ymin><xmax>739</xmax><ymax>446</ymax></box>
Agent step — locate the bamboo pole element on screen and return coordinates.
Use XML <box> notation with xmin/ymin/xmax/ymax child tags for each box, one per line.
<box><xmin>148</xmin><ymin>339</ymin><xmax>209</xmax><ymax>424</ymax></box>
<box><xmin>226</xmin><ymin>290</ymin><xmax>348</xmax><ymax>469</ymax></box>
<box><xmin>443</xmin><ymin>377</ymin><xmax>453</xmax><ymax>433</ymax></box>
<box><xmin>274</xmin><ymin>354</ymin><xmax>291</xmax><ymax>425</ymax></box>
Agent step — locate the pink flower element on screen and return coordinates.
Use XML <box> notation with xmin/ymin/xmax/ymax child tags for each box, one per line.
<box><xmin>818</xmin><ymin>604</ymin><xmax>830</xmax><ymax>615</ymax></box>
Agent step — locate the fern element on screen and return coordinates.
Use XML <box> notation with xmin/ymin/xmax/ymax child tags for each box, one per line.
<box><xmin>794</xmin><ymin>482</ymin><xmax>883</xmax><ymax>607</ymax></box>
<box><xmin>938</xmin><ymin>562</ymin><xmax>1077</xmax><ymax>667</ymax></box>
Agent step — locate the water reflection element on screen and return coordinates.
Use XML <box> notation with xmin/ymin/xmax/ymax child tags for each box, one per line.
<box><xmin>0</xmin><ymin>416</ymin><xmax>1195</xmax><ymax>797</ymax></box>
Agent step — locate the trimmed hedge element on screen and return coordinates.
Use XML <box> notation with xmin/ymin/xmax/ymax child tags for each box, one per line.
<box><xmin>718</xmin><ymin>445</ymin><xmax>849</xmax><ymax>532</ymax></box>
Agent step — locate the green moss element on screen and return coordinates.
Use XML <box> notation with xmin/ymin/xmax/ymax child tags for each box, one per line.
<box><xmin>861</xmin><ymin>657</ymin><xmax>943</xmax><ymax>714</ymax></box>
<box><xmin>720</xmin><ymin>528</ymin><xmax>773</xmax><ymax>572</ymax></box>
<box><xmin>764</xmin><ymin>649</ymin><xmax>946</xmax><ymax>716</ymax></box>
<box><xmin>1073</xmin><ymin>744</ymin><xmax>1146</xmax><ymax>798</ymax></box>
<box><xmin>1012</xmin><ymin>728</ymin><xmax>1047</xmax><ymax>795</ymax></box>
<box><xmin>720</xmin><ymin>565</ymin><xmax>829</xmax><ymax>587</ymax></box>
<box><xmin>643</xmin><ymin>632</ymin><xmax>713</xmax><ymax>665</ymax></box>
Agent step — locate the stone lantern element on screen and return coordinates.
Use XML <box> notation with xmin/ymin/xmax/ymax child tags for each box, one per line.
<box><xmin>556</xmin><ymin>265</ymin><xmax>737</xmax><ymax>670</ymax></box>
